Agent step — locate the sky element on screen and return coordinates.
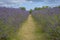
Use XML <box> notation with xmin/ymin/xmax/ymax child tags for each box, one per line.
<box><xmin>0</xmin><ymin>0</ymin><xmax>60</xmax><ymax>10</ymax></box>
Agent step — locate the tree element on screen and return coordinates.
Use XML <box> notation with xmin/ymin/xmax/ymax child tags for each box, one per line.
<box><xmin>34</xmin><ymin>7</ymin><xmax>38</xmax><ymax>10</ymax></box>
<box><xmin>58</xmin><ymin>6</ymin><xmax>60</xmax><ymax>8</ymax></box>
<box><xmin>20</xmin><ymin>7</ymin><xmax>26</xmax><ymax>10</ymax></box>
<box><xmin>42</xmin><ymin>6</ymin><xmax>49</xmax><ymax>8</ymax></box>
<box><xmin>29</xmin><ymin>9</ymin><xmax>33</xmax><ymax>14</ymax></box>
<box><xmin>34</xmin><ymin>7</ymin><xmax>42</xmax><ymax>10</ymax></box>
<box><xmin>34</xmin><ymin>6</ymin><xmax>49</xmax><ymax>10</ymax></box>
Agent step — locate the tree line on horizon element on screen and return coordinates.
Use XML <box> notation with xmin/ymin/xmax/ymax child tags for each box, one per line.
<box><xmin>19</xmin><ymin>6</ymin><xmax>60</xmax><ymax>14</ymax></box>
<box><xmin>20</xmin><ymin>6</ymin><xmax>60</xmax><ymax>10</ymax></box>
<box><xmin>0</xmin><ymin>5</ymin><xmax>60</xmax><ymax>40</ymax></box>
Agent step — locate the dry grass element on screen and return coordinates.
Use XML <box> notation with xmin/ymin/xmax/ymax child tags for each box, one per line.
<box><xmin>18</xmin><ymin>15</ymin><xmax>36</xmax><ymax>40</ymax></box>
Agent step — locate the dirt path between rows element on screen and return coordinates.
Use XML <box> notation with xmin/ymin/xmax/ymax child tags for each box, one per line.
<box><xmin>18</xmin><ymin>15</ymin><xmax>36</xmax><ymax>40</ymax></box>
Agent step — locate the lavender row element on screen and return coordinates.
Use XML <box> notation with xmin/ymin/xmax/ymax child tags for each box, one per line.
<box><xmin>0</xmin><ymin>7</ymin><xmax>29</xmax><ymax>39</ymax></box>
<box><xmin>31</xmin><ymin>7</ymin><xmax>60</xmax><ymax>40</ymax></box>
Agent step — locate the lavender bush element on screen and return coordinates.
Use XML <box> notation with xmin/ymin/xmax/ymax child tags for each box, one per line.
<box><xmin>0</xmin><ymin>7</ymin><xmax>29</xmax><ymax>40</ymax></box>
<box><xmin>31</xmin><ymin>7</ymin><xmax>60</xmax><ymax>40</ymax></box>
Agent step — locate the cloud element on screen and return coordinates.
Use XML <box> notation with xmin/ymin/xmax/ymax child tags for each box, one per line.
<box><xmin>0</xmin><ymin>0</ymin><xmax>26</xmax><ymax>7</ymax></box>
<box><xmin>0</xmin><ymin>0</ymin><xmax>26</xmax><ymax>4</ymax></box>
<box><xmin>26</xmin><ymin>0</ymin><xmax>60</xmax><ymax>3</ymax></box>
<box><xmin>26</xmin><ymin>0</ymin><xmax>44</xmax><ymax>2</ymax></box>
<box><xmin>0</xmin><ymin>0</ymin><xmax>60</xmax><ymax>8</ymax></box>
<box><xmin>0</xmin><ymin>0</ymin><xmax>60</xmax><ymax>5</ymax></box>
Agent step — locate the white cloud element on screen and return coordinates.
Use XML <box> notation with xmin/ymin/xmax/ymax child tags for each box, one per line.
<box><xmin>0</xmin><ymin>0</ymin><xmax>60</xmax><ymax>8</ymax></box>
<box><xmin>11</xmin><ymin>0</ymin><xmax>26</xmax><ymax>3</ymax></box>
<box><xmin>0</xmin><ymin>0</ymin><xmax>26</xmax><ymax>4</ymax></box>
<box><xmin>0</xmin><ymin>0</ymin><xmax>27</xmax><ymax>7</ymax></box>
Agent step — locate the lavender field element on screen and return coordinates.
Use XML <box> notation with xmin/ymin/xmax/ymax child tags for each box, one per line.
<box><xmin>31</xmin><ymin>7</ymin><xmax>60</xmax><ymax>40</ymax></box>
<box><xmin>0</xmin><ymin>7</ymin><xmax>29</xmax><ymax>40</ymax></box>
<box><xmin>0</xmin><ymin>6</ymin><xmax>60</xmax><ymax>40</ymax></box>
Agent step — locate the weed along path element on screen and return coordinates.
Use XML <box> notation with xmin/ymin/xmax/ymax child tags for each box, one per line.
<box><xmin>18</xmin><ymin>15</ymin><xmax>36</xmax><ymax>40</ymax></box>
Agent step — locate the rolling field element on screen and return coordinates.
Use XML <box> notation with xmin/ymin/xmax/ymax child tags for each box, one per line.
<box><xmin>18</xmin><ymin>15</ymin><xmax>36</xmax><ymax>40</ymax></box>
<box><xmin>17</xmin><ymin>15</ymin><xmax>46</xmax><ymax>40</ymax></box>
<box><xmin>0</xmin><ymin>7</ymin><xmax>60</xmax><ymax>40</ymax></box>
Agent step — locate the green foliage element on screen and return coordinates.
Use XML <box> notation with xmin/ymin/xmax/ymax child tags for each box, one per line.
<box><xmin>29</xmin><ymin>9</ymin><xmax>33</xmax><ymax>13</ymax></box>
<box><xmin>34</xmin><ymin>6</ymin><xmax>49</xmax><ymax>10</ymax></box>
<box><xmin>34</xmin><ymin>7</ymin><xmax>42</xmax><ymax>10</ymax></box>
<box><xmin>42</xmin><ymin>6</ymin><xmax>49</xmax><ymax>8</ymax></box>
<box><xmin>57</xmin><ymin>6</ymin><xmax>60</xmax><ymax>8</ymax></box>
<box><xmin>20</xmin><ymin>7</ymin><xmax>26</xmax><ymax>10</ymax></box>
